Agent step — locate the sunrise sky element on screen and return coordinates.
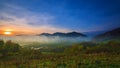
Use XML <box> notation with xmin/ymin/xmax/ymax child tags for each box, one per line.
<box><xmin>0</xmin><ymin>0</ymin><xmax>120</xmax><ymax>35</ymax></box>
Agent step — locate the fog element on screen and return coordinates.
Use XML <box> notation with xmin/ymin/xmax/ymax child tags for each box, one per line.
<box><xmin>0</xmin><ymin>36</ymin><xmax>91</xmax><ymax>46</ymax></box>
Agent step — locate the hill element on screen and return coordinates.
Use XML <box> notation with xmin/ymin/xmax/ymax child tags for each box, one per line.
<box><xmin>94</xmin><ymin>27</ymin><xmax>120</xmax><ymax>41</ymax></box>
<box><xmin>38</xmin><ymin>32</ymin><xmax>87</xmax><ymax>37</ymax></box>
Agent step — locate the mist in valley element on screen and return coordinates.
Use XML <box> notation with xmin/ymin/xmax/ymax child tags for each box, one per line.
<box><xmin>0</xmin><ymin>36</ymin><xmax>90</xmax><ymax>47</ymax></box>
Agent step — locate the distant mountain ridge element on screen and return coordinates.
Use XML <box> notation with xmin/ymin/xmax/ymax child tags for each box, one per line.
<box><xmin>94</xmin><ymin>27</ymin><xmax>120</xmax><ymax>40</ymax></box>
<box><xmin>38</xmin><ymin>32</ymin><xmax>87</xmax><ymax>37</ymax></box>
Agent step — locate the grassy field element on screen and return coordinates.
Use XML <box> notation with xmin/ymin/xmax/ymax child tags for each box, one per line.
<box><xmin>0</xmin><ymin>40</ymin><xmax>120</xmax><ymax>68</ymax></box>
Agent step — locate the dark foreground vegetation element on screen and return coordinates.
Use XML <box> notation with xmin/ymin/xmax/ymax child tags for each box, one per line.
<box><xmin>0</xmin><ymin>40</ymin><xmax>120</xmax><ymax>68</ymax></box>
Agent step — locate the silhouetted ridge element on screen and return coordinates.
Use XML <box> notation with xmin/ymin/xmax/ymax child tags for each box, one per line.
<box><xmin>38</xmin><ymin>32</ymin><xmax>87</xmax><ymax>37</ymax></box>
<box><xmin>65</xmin><ymin>32</ymin><xmax>87</xmax><ymax>37</ymax></box>
<box><xmin>53</xmin><ymin>32</ymin><xmax>66</xmax><ymax>36</ymax></box>
<box><xmin>40</xmin><ymin>33</ymin><xmax>52</xmax><ymax>36</ymax></box>
<box><xmin>94</xmin><ymin>27</ymin><xmax>120</xmax><ymax>40</ymax></box>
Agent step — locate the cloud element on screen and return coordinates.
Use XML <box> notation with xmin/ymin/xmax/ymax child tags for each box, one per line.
<box><xmin>0</xmin><ymin>4</ymin><xmax>71</xmax><ymax>35</ymax></box>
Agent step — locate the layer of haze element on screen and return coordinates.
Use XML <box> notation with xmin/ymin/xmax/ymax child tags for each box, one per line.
<box><xmin>0</xmin><ymin>36</ymin><xmax>89</xmax><ymax>46</ymax></box>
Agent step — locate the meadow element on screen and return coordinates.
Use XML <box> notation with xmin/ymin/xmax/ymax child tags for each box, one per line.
<box><xmin>0</xmin><ymin>39</ymin><xmax>120</xmax><ymax>68</ymax></box>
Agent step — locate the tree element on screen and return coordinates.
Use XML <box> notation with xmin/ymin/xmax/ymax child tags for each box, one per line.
<box><xmin>0</xmin><ymin>40</ymin><xmax>4</xmax><ymax>46</ymax></box>
<box><xmin>0</xmin><ymin>40</ymin><xmax>4</xmax><ymax>57</ymax></box>
<box><xmin>4</xmin><ymin>40</ymin><xmax>21</xmax><ymax>53</ymax></box>
<box><xmin>0</xmin><ymin>40</ymin><xmax>21</xmax><ymax>57</ymax></box>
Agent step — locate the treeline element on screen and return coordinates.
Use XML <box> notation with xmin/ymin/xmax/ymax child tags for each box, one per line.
<box><xmin>0</xmin><ymin>40</ymin><xmax>41</xmax><ymax>58</ymax></box>
<box><xmin>0</xmin><ymin>40</ymin><xmax>21</xmax><ymax>57</ymax></box>
<box><xmin>64</xmin><ymin>41</ymin><xmax>120</xmax><ymax>54</ymax></box>
<box><xmin>0</xmin><ymin>39</ymin><xmax>120</xmax><ymax>58</ymax></box>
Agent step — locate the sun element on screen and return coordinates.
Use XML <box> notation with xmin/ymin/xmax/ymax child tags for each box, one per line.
<box><xmin>4</xmin><ymin>31</ymin><xmax>12</xmax><ymax>35</ymax></box>
<box><xmin>2</xmin><ymin>29</ymin><xmax>14</xmax><ymax>35</ymax></box>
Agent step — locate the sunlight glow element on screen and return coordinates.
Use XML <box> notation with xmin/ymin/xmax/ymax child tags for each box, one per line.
<box><xmin>4</xmin><ymin>31</ymin><xmax>12</xmax><ymax>35</ymax></box>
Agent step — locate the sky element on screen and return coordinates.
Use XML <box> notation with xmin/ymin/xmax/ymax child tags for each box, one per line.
<box><xmin>0</xmin><ymin>0</ymin><xmax>120</xmax><ymax>35</ymax></box>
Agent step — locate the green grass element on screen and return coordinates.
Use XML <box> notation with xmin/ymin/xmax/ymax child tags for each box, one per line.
<box><xmin>0</xmin><ymin>40</ymin><xmax>120</xmax><ymax>68</ymax></box>
<box><xmin>0</xmin><ymin>53</ymin><xmax>120</xmax><ymax>68</ymax></box>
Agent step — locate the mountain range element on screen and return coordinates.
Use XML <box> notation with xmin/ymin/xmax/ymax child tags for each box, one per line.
<box><xmin>38</xmin><ymin>32</ymin><xmax>87</xmax><ymax>37</ymax></box>
<box><xmin>94</xmin><ymin>27</ymin><xmax>120</xmax><ymax>40</ymax></box>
